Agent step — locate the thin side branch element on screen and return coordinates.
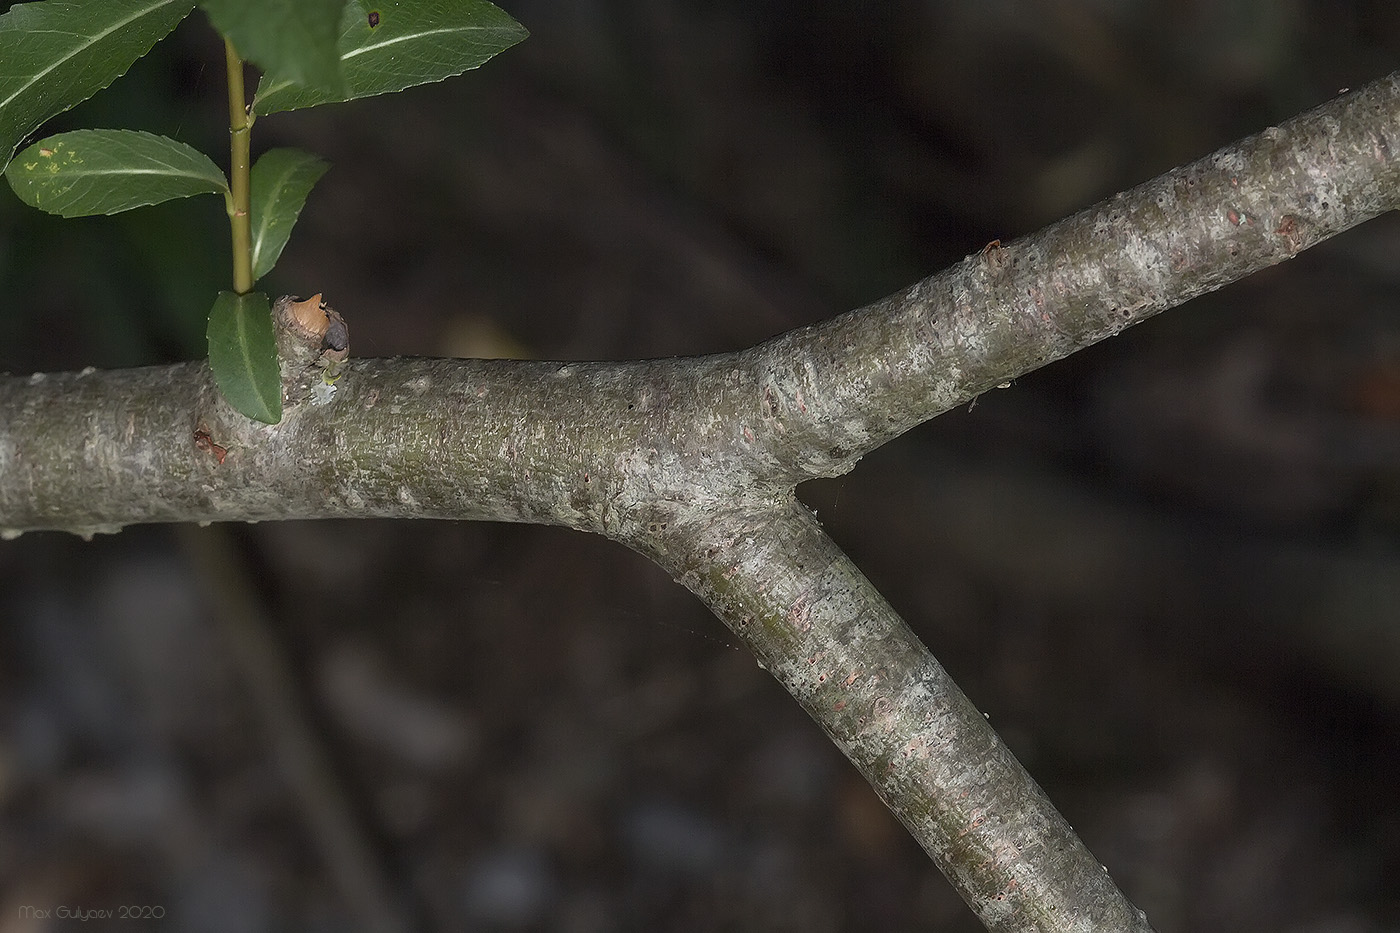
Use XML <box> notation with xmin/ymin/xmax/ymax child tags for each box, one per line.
<box><xmin>647</xmin><ymin>502</ymin><xmax>1154</xmax><ymax>931</ymax></box>
<box><xmin>744</xmin><ymin>74</ymin><xmax>1400</xmax><ymax>482</ymax></box>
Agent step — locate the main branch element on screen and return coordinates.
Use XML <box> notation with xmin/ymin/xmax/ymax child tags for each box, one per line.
<box><xmin>4</xmin><ymin>73</ymin><xmax>1400</xmax><ymax>932</ymax></box>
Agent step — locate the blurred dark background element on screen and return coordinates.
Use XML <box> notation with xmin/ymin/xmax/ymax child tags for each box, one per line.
<box><xmin>3</xmin><ymin>1</ymin><xmax>1400</xmax><ymax>930</ymax></box>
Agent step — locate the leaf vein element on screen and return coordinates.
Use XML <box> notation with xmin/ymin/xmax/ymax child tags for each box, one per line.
<box><xmin>341</xmin><ymin>26</ymin><xmax>493</xmax><ymax>61</ymax></box>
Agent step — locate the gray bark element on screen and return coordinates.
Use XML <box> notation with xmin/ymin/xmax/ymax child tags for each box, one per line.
<box><xmin>4</xmin><ymin>72</ymin><xmax>1400</xmax><ymax>932</ymax></box>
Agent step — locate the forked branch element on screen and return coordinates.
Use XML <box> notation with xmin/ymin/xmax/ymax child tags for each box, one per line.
<box><xmin>4</xmin><ymin>73</ymin><xmax>1399</xmax><ymax>932</ymax></box>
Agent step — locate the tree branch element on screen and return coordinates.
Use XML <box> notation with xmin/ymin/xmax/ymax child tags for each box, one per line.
<box><xmin>647</xmin><ymin>501</ymin><xmax>1155</xmax><ymax>931</ymax></box>
<box><xmin>746</xmin><ymin>74</ymin><xmax>1400</xmax><ymax>482</ymax></box>
<box><xmin>4</xmin><ymin>71</ymin><xmax>1400</xmax><ymax>932</ymax></box>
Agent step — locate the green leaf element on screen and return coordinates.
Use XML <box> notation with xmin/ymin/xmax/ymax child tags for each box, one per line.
<box><xmin>207</xmin><ymin>290</ymin><xmax>282</xmax><ymax>424</ymax></box>
<box><xmin>0</xmin><ymin>0</ymin><xmax>197</xmax><ymax>172</ymax></box>
<box><xmin>252</xmin><ymin>0</ymin><xmax>527</xmax><ymax>116</ymax></box>
<box><xmin>249</xmin><ymin>147</ymin><xmax>330</xmax><ymax>282</ymax></box>
<box><xmin>5</xmin><ymin>129</ymin><xmax>227</xmax><ymax>217</ymax></box>
<box><xmin>201</xmin><ymin>0</ymin><xmax>347</xmax><ymax>96</ymax></box>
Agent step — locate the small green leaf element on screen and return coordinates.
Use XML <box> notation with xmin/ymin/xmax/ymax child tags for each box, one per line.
<box><xmin>0</xmin><ymin>0</ymin><xmax>197</xmax><ymax>172</ymax></box>
<box><xmin>207</xmin><ymin>290</ymin><xmax>282</xmax><ymax>423</ymax></box>
<box><xmin>249</xmin><ymin>147</ymin><xmax>330</xmax><ymax>282</ymax></box>
<box><xmin>5</xmin><ymin>129</ymin><xmax>227</xmax><ymax>217</ymax></box>
<box><xmin>252</xmin><ymin>0</ymin><xmax>527</xmax><ymax>116</ymax></box>
<box><xmin>201</xmin><ymin>0</ymin><xmax>347</xmax><ymax>96</ymax></box>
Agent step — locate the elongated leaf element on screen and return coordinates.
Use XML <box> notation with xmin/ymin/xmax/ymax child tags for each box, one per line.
<box><xmin>252</xmin><ymin>0</ymin><xmax>527</xmax><ymax>116</ymax></box>
<box><xmin>249</xmin><ymin>147</ymin><xmax>330</xmax><ymax>282</ymax></box>
<box><xmin>201</xmin><ymin>0</ymin><xmax>347</xmax><ymax>95</ymax></box>
<box><xmin>0</xmin><ymin>0</ymin><xmax>196</xmax><ymax>171</ymax></box>
<box><xmin>5</xmin><ymin>129</ymin><xmax>227</xmax><ymax>217</ymax></box>
<box><xmin>207</xmin><ymin>291</ymin><xmax>281</xmax><ymax>423</ymax></box>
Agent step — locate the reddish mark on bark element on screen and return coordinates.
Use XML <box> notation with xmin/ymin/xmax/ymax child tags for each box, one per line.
<box><xmin>843</xmin><ymin>671</ymin><xmax>858</xmax><ymax>687</ymax></box>
<box><xmin>742</xmin><ymin>426</ymin><xmax>756</xmax><ymax>443</ymax></box>
<box><xmin>1027</xmin><ymin>285</ymin><xmax>1047</xmax><ymax>320</ymax></box>
<box><xmin>1275</xmin><ymin>213</ymin><xmax>1303</xmax><ymax>252</ymax></box>
<box><xmin>957</xmin><ymin>809</ymin><xmax>988</xmax><ymax>840</ymax></box>
<box><xmin>1227</xmin><ymin>208</ymin><xmax>1242</xmax><ymax>225</ymax></box>
<box><xmin>193</xmin><ymin>427</ymin><xmax>227</xmax><ymax>464</ymax></box>
<box><xmin>786</xmin><ymin>597</ymin><xmax>812</xmax><ymax>632</ymax></box>
<box><xmin>980</xmin><ymin>239</ymin><xmax>1007</xmax><ymax>270</ymax></box>
<box><xmin>901</xmin><ymin>736</ymin><xmax>930</xmax><ymax>760</ymax></box>
<box><xmin>832</xmin><ymin>700</ymin><xmax>847</xmax><ymax>712</ymax></box>
<box><xmin>795</xmin><ymin>390</ymin><xmax>808</xmax><ymax>414</ymax></box>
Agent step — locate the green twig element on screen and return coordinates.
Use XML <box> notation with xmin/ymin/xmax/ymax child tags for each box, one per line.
<box><xmin>224</xmin><ymin>37</ymin><xmax>254</xmax><ymax>294</ymax></box>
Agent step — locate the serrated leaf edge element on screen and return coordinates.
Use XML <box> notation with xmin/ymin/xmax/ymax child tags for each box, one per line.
<box><xmin>0</xmin><ymin>0</ymin><xmax>192</xmax><ymax>128</ymax></box>
<box><xmin>7</xmin><ymin>129</ymin><xmax>228</xmax><ymax>216</ymax></box>
<box><xmin>253</xmin><ymin>17</ymin><xmax>527</xmax><ymax>109</ymax></box>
